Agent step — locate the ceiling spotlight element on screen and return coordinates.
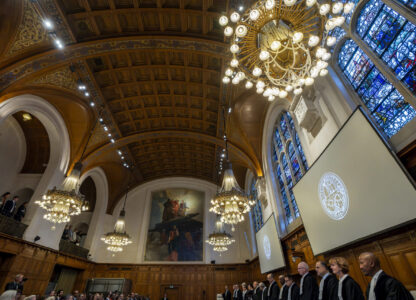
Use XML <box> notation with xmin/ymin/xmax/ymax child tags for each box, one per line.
<box><xmin>78</xmin><ymin>85</ymin><xmax>86</xmax><ymax>90</ymax></box>
<box><xmin>90</xmin><ymin>102</ymin><xmax>95</xmax><ymax>107</ymax></box>
<box><xmin>54</xmin><ymin>39</ymin><xmax>64</xmax><ymax>49</ymax></box>
<box><xmin>43</xmin><ymin>19</ymin><xmax>53</xmax><ymax>30</ymax></box>
<box><xmin>239</xmin><ymin>6</ymin><xmax>244</xmax><ymax>11</ymax></box>
<box><xmin>228</xmin><ymin>107</ymin><xmax>232</xmax><ymax>113</ymax></box>
<box><xmin>110</xmin><ymin>139</ymin><xmax>115</xmax><ymax>143</ymax></box>
<box><xmin>99</xmin><ymin>118</ymin><xmax>103</xmax><ymax>122</ymax></box>
<box><xmin>85</xmin><ymin>92</ymin><xmax>90</xmax><ymax>97</ymax></box>
<box><xmin>121</xmin><ymin>156</ymin><xmax>125</xmax><ymax>160</ymax></box>
<box><xmin>103</xmin><ymin>126</ymin><xmax>108</xmax><ymax>131</ymax></box>
<box><xmin>108</xmin><ymin>133</ymin><xmax>112</xmax><ymax>137</ymax></box>
<box><xmin>118</xmin><ymin>150</ymin><xmax>122</xmax><ymax>155</ymax></box>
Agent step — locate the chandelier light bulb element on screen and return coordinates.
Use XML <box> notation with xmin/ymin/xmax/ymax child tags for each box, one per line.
<box><xmin>265</xmin><ymin>0</ymin><xmax>276</xmax><ymax>10</ymax></box>
<box><xmin>335</xmin><ymin>16</ymin><xmax>346</xmax><ymax>26</ymax></box>
<box><xmin>230</xmin><ymin>12</ymin><xmax>240</xmax><ymax>23</ymax></box>
<box><xmin>284</xmin><ymin>0</ymin><xmax>297</xmax><ymax>6</ymax></box>
<box><xmin>308</xmin><ymin>35</ymin><xmax>320</xmax><ymax>47</ymax></box>
<box><xmin>320</xmin><ymin>69</ymin><xmax>329</xmax><ymax>76</ymax></box>
<box><xmin>319</xmin><ymin>4</ymin><xmax>330</xmax><ymax>15</ymax></box>
<box><xmin>225</xmin><ymin>68</ymin><xmax>233</xmax><ymax>76</ymax></box>
<box><xmin>285</xmin><ymin>85</ymin><xmax>293</xmax><ymax>92</ymax></box>
<box><xmin>343</xmin><ymin>2</ymin><xmax>354</xmax><ymax>13</ymax></box>
<box><xmin>249</xmin><ymin>9</ymin><xmax>260</xmax><ymax>21</ymax></box>
<box><xmin>256</xmin><ymin>81</ymin><xmax>265</xmax><ymax>89</ymax></box>
<box><xmin>317</xmin><ymin>60</ymin><xmax>328</xmax><ymax>69</ymax></box>
<box><xmin>322</xmin><ymin>52</ymin><xmax>332</xmax><ymax>61</ymax></box>
<box><xmin>252</xmin><ymin>67</ymin><xmax>262</xmax><ymax>77</ymax></box>
<box><xmin>268</xmin><ymin>95</ymin><xmax>276</xmax><ymax>101</ymax></box>
<box><xmin>256</xmin><ymin>88</ymin><xmax>264</xmax><ymax>94</ymax></box>
<box><xmin>245</xmin><ymin>81</ymin><xmax>253</xmax><ymax>89</ymax></box>
<box><xmin>270</xmin><ymin>41</ymin><xmax>282</xmax><ymax>51</ymax></box>
<box><xmin>294</xmin><ymin>87</ymin><xmax>303</xmax><ymax>95</ymax></box>
<box><xmin>223</xmin><ymin>76</ymin><xmax>230</xmax><ymax>84</ymax></box>
<box><xmin>232</xmin><ymin>77</ymin><xmax>240</xmax><ymax>84</ymax></box>
<box><xmin>327</xmin><ymin>36</ymin><xmax>337</xmax><ymax>47</ymax></box>
<box><xmin>310</xmin><ymin>67</ymin><xmax>319</xmax><ymax>78</ymax></box>
<box><xmin>219</xmin><ymin>16</ymin><xmax>229</xmax><ymax>26</ymax></box>
<box><xmin>259</xmin><ymin>50</ymin><xmax>270</xmax><ymax>61</ymax></box>
<box><xmin>264</xmin><ymin>88</ymin><xmax>273</xmax><ymax>97</ymax></box>
<box><xmin>332</xmin><ymin>2</ymin><xmax>344</xmax><ymax>14</ymax></box>
<box><xmin>237</xmin><ymin>72</ymin><xmax>245</xmax><ymax>80</ymax></box>
<box><xmin>272</xmin><ymin>87</ymin><xmax>280</xmax><ymax>96</ymax></box>
<box><xmin>224</xmin><ymin>26</ymin><xmax>233</xmax><ymax>36</ymax></box>
<box><xmin>293</xmin><ymin>32</ymin><xmax>304</xmax><ymax>43</ymax></box>
<box><xmin>230</xmin><ymin>59</ymin><xmax>239</xmax><ymax>67</ymax></box>
<box><xmin>298</xmin><ymin>78</ymin><xmax>305</xmax><ymax>86</ymax></box>
<box><xmin>230</xmin><ymin>44</ymin><xmax>240</xmax><ymax>53</ymax></box>
<box><xmin>316</xmin><ymin>47</ymin><xmax>326</xmax><ymax>58</ymax></box>
<box><xmin>306</xmin><ymin>0</ymin><xmax>317</xmax><ymax>6</ymax></box>
<box><xmin>305</xmin><ymin>77</ymin><xmax>314</xmax><ymax>86</ymax></box>
<box><xmin>279</xmin><ymin>90</ymin><xmax>288</xmax><ymax>98</ymax></box>
<box><xmin>236</xmin><ymin>25</ymin><xmax>248</xmax><ymax>37</ymax></box>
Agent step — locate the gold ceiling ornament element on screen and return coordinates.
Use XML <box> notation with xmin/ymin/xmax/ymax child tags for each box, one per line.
<box><xmin>220</xmin><ymin>0</ymin><xmax>354</xmax><ymax>100</ymax></box>
<box><xmin>101</xmin><ymin>172</ymin><xmax>133</xmax><ymax>252</ymax></box>
<box><xmin>206</xmin><ymin>218</ymin><xmax>235</xmax><ymax>252</ymax></box>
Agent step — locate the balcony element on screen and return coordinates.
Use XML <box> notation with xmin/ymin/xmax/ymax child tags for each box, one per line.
<box><xmin>59</xmin><ymin>239</ymin><xmax>89</xmax><ymax>259</ymax></box>
<box><xmin>0</xmin><ymin>214</ymin><xmax>28</xmax><ymax>238</ymax></box>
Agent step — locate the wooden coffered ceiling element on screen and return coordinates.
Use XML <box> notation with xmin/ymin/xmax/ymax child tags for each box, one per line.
<box><xmin>0</xmin><ymin>0</ymin><xmax>266</xmax><ymax>209</ymax></box>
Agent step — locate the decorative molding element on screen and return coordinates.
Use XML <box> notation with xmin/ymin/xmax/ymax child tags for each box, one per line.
<box><xmin>255</xmin><ymin>177</ymin><xmax>268</xmax><ymax>208</ymax></box>
<box><xmin>293</xmin><ymin>88</ymin><xmax>322</xmax><ymax>136</ymax></box>
<box><xmin>88</xmin><ymin>125</ymin><xmax>109</xmax><ymax>151</ymax></box>
<box><xmin>28</xmin><ymin>66</ymin><xmax>78</xmax><ymax>91</ymax></box>
<box><xmin>0</xmin><ymin>37</ymin><xmax>228</xmax><ymax>91</ymax></box>
<box><xmin>4</xmin><ymin>0</ymin><xmax>51</xmax><ymax>58</ymax></box>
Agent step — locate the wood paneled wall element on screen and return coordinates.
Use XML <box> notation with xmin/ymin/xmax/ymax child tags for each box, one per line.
<box><xmin>0</xmin><ymin>224</ymin><xmax>415</xmax><ymax>299</ymax></box>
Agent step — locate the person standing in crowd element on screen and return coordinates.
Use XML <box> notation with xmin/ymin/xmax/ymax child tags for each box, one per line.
<box><xmin>233</xmin><ymin>284</ymin><xmax>242</xmax><ymax>300</ymax></box>
<box><xmin>13</xmin><ymin>201</ymin><xmax>27</xmax><ymax>222</ymax></box>
<box><xmin>45</xmin><ymin>290</ymin><xmax>56</xmax><ymax>300</ymax></box>
<box><xmin>4</xmin><ymin>274</ymin><xmax>24</xmax><ymax>293</ymax></box>
<box><xmin>315</xmin><ymin>260</ymin><xmax>337</xmax><ymax>300</ymax></box>
<box><xmin>242</xmin><ymin>283</ymin><xmax>249</xmax><ymax>300</ymax></box>
<box><xmin>57</xmin><ymin>290</ymin><xmax>65</xmax><ymax>300</ymax></box>
<box><xmin>161</xmin><ymin>293</ymin><xmax>168</xmax><ymax>300</ymax></box>
<box><xmin>2</xmin><ymin>196</ymin><xmax>18</xmax><ymax>217</ymax></box>
<box><xmin>359</xmin><ymin>252</ymin><xmax>413</xmax><ymax>299</ymax></box>
<box><xmin>267</xmin><ymin>273</ymin><xmax>280</xmax><ymax>300</ymax></box>
<box><xmin>278</xmin><ymin>275</ymin><xmax>288</xmax><ymax>300</ymax></box>
<box><xmin>0</xmin><ymin>192</ymin><xmax>10</xmax><ymax>208</ymax></box>
<box><xmin>258</xmin><ymin>283</ymin><xmax>267</xmax><ymax>300</ymax></box>
<box><xmin>285</xmin><ymin>274</ymin><xmax>300</xmax><ymax>300</ymax></box>
<box><xmin>329</xmin><ymin>257</ymin><xmax>364</xmax><ymax>300</ymax></box>
<box><xmin>253</xmin><ymin>281</ymin><xmax>261</xmax><ymax>300</ymax></box>
<box><xmin>297</xmin><ymin>262</ymin><xmax>318</xmax><ymax>300</ymax></box>
<box><xmin>73</xmin><ymin>290</ymin><xmax>80</xmax><ymax>300</ymax></box>
<box><xmin>223</xmin><ymin>285</ymin><xmax>232</xmax><ymax>300</ymax></box>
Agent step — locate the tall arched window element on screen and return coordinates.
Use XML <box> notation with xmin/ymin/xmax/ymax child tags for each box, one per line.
<box><xmin>271</xmin><ymin>111</ymin><xmax>308</xmax><ymax>225</ymax></box>
<box><xmin>336</xmin><ymin>0</ymin><xmax>416</xmax><ymax>137</ymax></box>
<box><xmin>249</xmin><ymin>179</ymin><xmax>263</xmax><ymax>233</ymax></box>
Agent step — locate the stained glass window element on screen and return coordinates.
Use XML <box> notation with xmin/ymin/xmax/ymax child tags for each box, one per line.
<box><xmin>397</xmin><ymin>0</ymin><xmax>416</xmax><ymax>11</ymax></box>
<box><xmin>271</xmin><ymin>111</ymin><xmax>308</xmax><ymax>225</ymax></box>
<box><xmin>338</xmin><ymin>39</ymin><xmax>416</xmax><ymax>136</ymax></box>
<box><xmin>357</xmin><ymin>0</ymin><xmax>416</xmax><ymax>95</ymax></box>
<box><xmin>250</xmin><ymin>180</ymin><xmax>263</xmax><ymax>233</ymax></box>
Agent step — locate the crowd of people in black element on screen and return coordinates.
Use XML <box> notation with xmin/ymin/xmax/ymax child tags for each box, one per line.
<box><xmin>0</xmin><ymin>192</ymin><xmax>27</xmax><ymax>221</ymax></box>
<box><xmin>61</xmin><ymin>225</ymin><xmax>86</xmax><ymax>247</ymax></box>
<box><xmin>222</xmin><ymin>252</ymin><xmax>413</xmax><ymax>300</ymax></box>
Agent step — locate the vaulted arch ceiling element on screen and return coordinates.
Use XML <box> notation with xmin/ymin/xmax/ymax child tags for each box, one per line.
<box><xmin>0</xmin><ymin>0</ymin><xmax>266</xmax><ymax>208</ymax></box>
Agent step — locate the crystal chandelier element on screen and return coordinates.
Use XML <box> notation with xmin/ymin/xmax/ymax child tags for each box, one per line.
<box><xmin>206</xmin><ymin>218</ymin><xmax>235</xmax><ymax>252</ymax></box>
<box><xmin>35</xmin><ymin>162</ymin><xmax>87</xmax><ymax>223</ymax></box>
<box><xmin>219</xmin><ymin>0</ymin><xmax>354</xmax><ymax>100</ymax></box>
<box><xmin>101</xmin><ymin>177</ymin><xmax>132</xmax><ymax>252</ymax></box>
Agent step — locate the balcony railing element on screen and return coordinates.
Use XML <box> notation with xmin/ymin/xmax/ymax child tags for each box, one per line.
<box><xmin>59</xmin><ymin>239</ymin><xmax>89</xmax><ymax>259</ymax></box>
<box><xmin>0</xmin><ymin>214</ymin><xmax>28</xmax><ymax>238</ymax></box>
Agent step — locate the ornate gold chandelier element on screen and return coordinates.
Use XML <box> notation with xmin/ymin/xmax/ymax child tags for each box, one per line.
<box><xmin>35</xmin><ymin>162</ymin><xmax>88</xmax><ymax>224</ymax></box>
<box><xmin>210</xmin><ymin>162</ymin><xmax>255</xmax><ymax>229</ymax></box>
<box><xmin>101</xmin><ymin>177</ymin><xmax>132</xmax><ymax>252</ymax></box>
<box><xmin>206</xmin><ymin>219</ymin><xmax>235</xmax><ymax>252</ymax></box>
<box><xmin>220</xmin><ymin>0</ymin><xmax>354</xmax><ymax>100</ymax></box>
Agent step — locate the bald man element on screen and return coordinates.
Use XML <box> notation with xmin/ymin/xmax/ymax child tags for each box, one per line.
<box><xmin>297</xmin><ymin>262</ymin><xmax>318</xmax><ymax>300</ymax></box>
<box><xmin>278</xmin><ymin>275</ymin><xmax>288</xmax><ymax>300</ymax></box>
<box><xmin>267</xmin><ymin>273</ymin><xmax>280</xmax><ymax>300</ymax></box>
<box><xmin>359</xmin><ymin>252</ymin><xmax>412</xmax><ymax>300</ymax></box>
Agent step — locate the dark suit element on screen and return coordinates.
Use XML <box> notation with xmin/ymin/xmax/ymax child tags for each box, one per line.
<box><xmin>2</xmin><ymin>200</ymin><xmax>15</xmax><ymax>217</ymax></box>
<box><xmin>339</xmin><ymin>276</ymin><xmax>364</xmax><ymax>300</ymax></box>
<box><xmin>299</xmin><ymin>273</ymin><xmax>318</xmax><ymax>300</ymax></box>
<box><xmin>268</xmin><ymin>281</ymin><xmax>280</xmax><ymax>300</ymax></box>
<box><xmin>242</xmin><ymin>290</ymin><xmax>252</xmax><ymax>300</ymax></box>
<box><xmin>4</xmin><ymin>281</ymin><xmax>23</xmax><ymax>292</ymax></box>
<box><xmin>253</xmin><ymin>286</ymin><xmax>262</xmax><ymax>300</ymax></box>
<box><xmin>365</xmin><ymin>271</ymin><xmax>413</xmax><ymax>300</ymax></box>
<box><xmin>319</xmin><ymin>273</ymin><xmax>337</xmax><ymax>300</ymax></box>
<box><xmin>279</xmin><ymin>284</ymin><xmax>288</xmax><ymax>300</ymax></box>
<box><xmin>287</xmin><ymin>284</ymin><xmax>300</xmax><ymax>300</ymax></box>
<box><xmin>223</xmin><ymin>289</ymin><xmax>232</xmax><ymax>300</ymax></box>
<box><xmin>262</xmin><ymin>288</ymin><xmax>268</xmax><ymax>300</ymax></box>
<box><xmin>233</xmin><ymin>289</ymin><xmax>243</xmax><ymax>300</ymax></box>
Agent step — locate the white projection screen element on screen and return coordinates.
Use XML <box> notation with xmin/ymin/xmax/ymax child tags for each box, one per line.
<box><xmin>293</xmin><ymin>108</ymin><xmax>416</xmax><ymax>255</ymax></box>
<box><xmin>256</xmin><ymin>214</ymin><xmax>285</xmax><ymax>273</ymax></box>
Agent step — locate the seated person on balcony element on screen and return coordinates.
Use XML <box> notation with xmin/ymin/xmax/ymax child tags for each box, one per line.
<box><xmin>14</xmin><ymin>202</ymin><xmax>27</xmax><ymax>222</ymax></box>
<box><xmin>61</xmin><ymin>225</ymin><xmax>72</xmax><ymax>240</ymax></box>
<box><xmin>1</xmin><ymin>196</ymin><xmax>18</xmax><ymax>217</ymax></box>
<box><xmin>4</xmin><ymin>274</ymin><xmax>25</xmax><ymax>293</ymax></box>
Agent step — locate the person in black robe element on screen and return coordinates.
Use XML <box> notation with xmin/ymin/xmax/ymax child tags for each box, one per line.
<box><xmin>285</xmin><ymin>275</ymin><xmax>300</xmax><ymax>300</ymax></box>
<box><xmin>267</xmin><ymin>273</ymin><xmax>280</xmax><ymax>300</ymax></box>
<box><xmin>297</xmin><ymin>262</ymin><xmax>318</xmax><ymax>300</ymax></box>
<box><xmin>5</xmin><ymin>274</ymin><xmax>24</xmax><ymax>293</ymax></box>
<box><xmin>223</xmin><ymin>285</ymin><xmax>232</xmax><ymax>300</ymax></box>
<box><xmin>278</xmin><ymin>275</ymin><xmax>288</xmax><ymax>300</ymax></box>
<box><xmin>315</xmin><ymin>260</ymin><xmax>338</xmax><ymax>300</ymax></box>
<box><xmin>233</xmin><ymin>284</ymin><xmax>243</xmax><ymax>300</ymax></box>
<box><xmin>253</xmin><ymin>281</ymin><xmax>262</xmax><ymax>300</ymax></box>
<box><xmin>14</xmin><ymin>202</ymin><xmax>27</xmax><ymax>222</ymax></box>
<box><xmin>359</xmin><ymin>252</ymin><xmax>413</xmax><ymax>300</ymax></box>
<box><xmin>329</xmin><ymin>257</ymin><xmax>364</xmax><ymax>300</ymax></box>
<box><xmin>259</xmin><ymin>283</ymin><xmax>267</xmax><ymax>300</ymax></box>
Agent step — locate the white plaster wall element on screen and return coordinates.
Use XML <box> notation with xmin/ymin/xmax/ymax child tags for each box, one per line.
<box><xmin>91</xmin><ymin>177</ymin><xmax>252</xmax><ymax>264</ymax></box>
<box><xmin>0</xmin><ymin>117</ymin><xmax>26</xmax><ymax>193</ymax></box>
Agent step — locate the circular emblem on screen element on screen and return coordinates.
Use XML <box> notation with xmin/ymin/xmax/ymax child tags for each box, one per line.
<box><xmin>263</xmin><ymin>235</ymin><xmax>271</xmax><ymax>260</ymax></box>
<box><xmin>318</xmin><ymin>172</ymin><xmax>349</xmax><ymax>220</ymax></box>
